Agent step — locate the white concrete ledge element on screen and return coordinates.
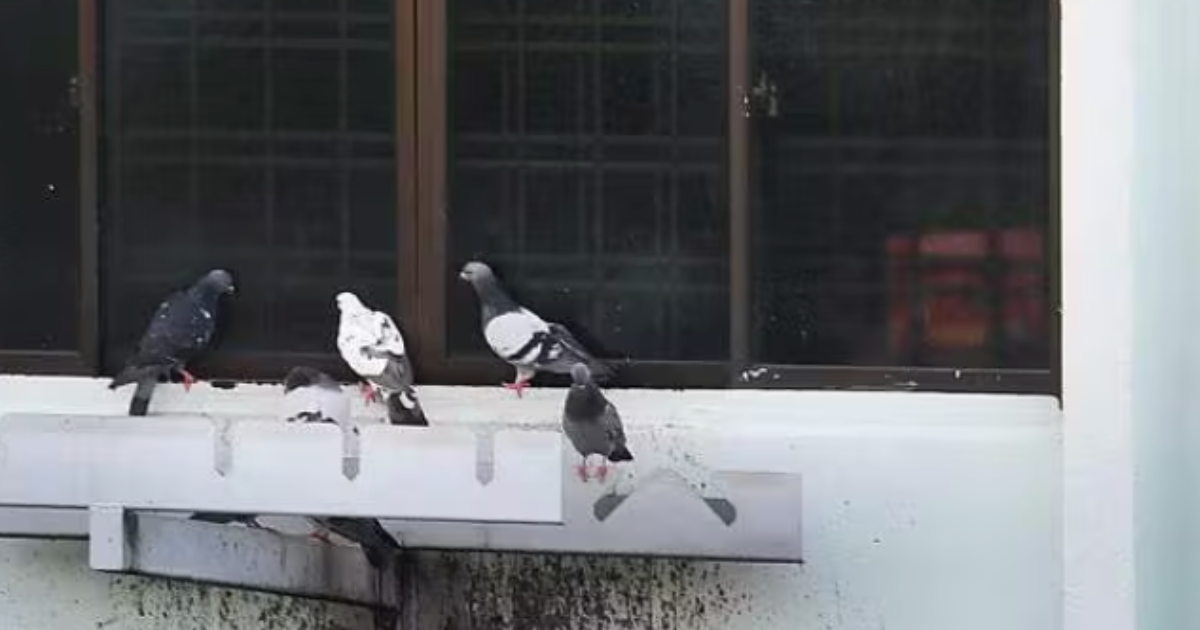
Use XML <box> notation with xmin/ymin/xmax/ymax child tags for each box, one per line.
<box><xmin>0</xmin><ymin>414</ymin><xmax>564</xmax><ymax>524</ymax></box>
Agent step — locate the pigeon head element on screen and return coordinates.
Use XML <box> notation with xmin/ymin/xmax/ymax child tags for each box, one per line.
<box><xmin>570</xmin><ymin>363</ymin><xmax>592</xmax><ymax>385</ymax></box>
<box><xmin>457</xmin><ymin>261</ymin><xmax>495</xmax><ymax>286</ymax></box>
<box><xmin>198</xmin><ymin>269</ymin><xmax>235</xmax><ymax>295</ymax></box>
<box><xmin>335</xmin><ymin>292</ymin><xmax>366</xmax><ymax>313</ymax></box>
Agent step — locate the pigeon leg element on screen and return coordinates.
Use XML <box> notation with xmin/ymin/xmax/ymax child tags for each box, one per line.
<box><xmin>180</xmin><ymin>369</ymin><xmax>196</xmax><ymax>392</ymax></box>
<box><xmin>595</xmin><ymin>462</ymin><xmax>610</xmax><ymax>483</ymax></box>
<box><xmin>502</xmin><ymin>380</ymin><xmax>530</xmax><ymax>398</ymax></box>
<box><xmin>359</xmin><ymin>382</ymin><xmax>377</xmax><ymax>404</ymax></box>
<box><xmin>574</xmin><ymin>456</ymin><xmax>590</xmax><ymax>482</ymax></box>
<box><xmin>309</xmin><ymin>528</ymin><xmax>333</xmax><ymax>543</ymax></box>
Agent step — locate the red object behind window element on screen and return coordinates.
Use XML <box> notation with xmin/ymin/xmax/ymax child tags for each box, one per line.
<box><xmin>886</xmin><ymin>227</ymin><xmax>1045</xmax><ymax>365</ymax></box>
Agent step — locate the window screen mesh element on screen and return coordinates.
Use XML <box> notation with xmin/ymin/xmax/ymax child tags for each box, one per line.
<box><xmin>100</xmin><ymin>0</ymin><xmax>397</xmax><ymax>372</ymax></box>
<box><xmin>445</xmin><ymin>0</ymin><xmax>730</xmax><ymax>362</ymax></box>
<box><xmin>0</xmin><ymin>2</ymin><xmax>81</xmax><ymax>351</ymax></box>
<box><xmin>750</xmin><ymin>0</ymin><xmax>1051</xmax><ymax>369</ymax></box>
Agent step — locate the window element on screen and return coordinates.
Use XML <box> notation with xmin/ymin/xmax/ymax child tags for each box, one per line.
<box><xmin>1</xmin><ymin>0</ymin><xmax>1058</xmax><ymax>394</ymax></box>
<box><xmin>99</xmin><ymin>0</ymin><xmax>400</xmax><ymax>379</ymax></box>
<box><xmin>429</xmin><ymin>0</ymin><xmax>1057</xmax><ymax>391</ymax></box>
<box><xmin>0</xmin><ymin>1</ymin><xmax>86</xmax><ymax>373</ymax></box>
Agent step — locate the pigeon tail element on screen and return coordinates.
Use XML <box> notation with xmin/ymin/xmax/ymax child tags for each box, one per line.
<box><xmin>609</xmin><ymin>444</ymin><xmax>634</xmax><ymax>462</ymax></box>
<box><xmin>109</xmin><ymin>363</ymin><xmax>162</xmax><ymax>390</ymax></box>
<box><xmin>386</xmin><ymin>390</ymin><xmax>428</xmax><ymax>426</ymax></box>
<box><xmin>128</xmin><ymin>379</ymin><xmax>156</xmax><ymax>416</ymax></box>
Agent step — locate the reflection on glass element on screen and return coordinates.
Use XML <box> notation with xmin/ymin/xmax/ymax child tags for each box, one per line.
<box><xmin>0</xmin><ymin>2</ymin><xmax>80</xmax><ymax>350</ymax></box>
<box><xmin>447</xmin><ymin>0</ymin><xmax>728</xmax><ymax>362</ymax></box>
<box><xmin>101</xmin><ymin>2</ymin><xmax>397</xmax><ymax>368</ymax></box>
<box><xmin>750</xmin><ymin>0</ymin><xmax>1051</xmax><ymax>369</ymax></box>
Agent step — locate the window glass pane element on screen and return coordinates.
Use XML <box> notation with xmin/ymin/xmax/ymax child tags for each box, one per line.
<box><xmin>101</xmin><ymin>1</ymin><xmax>397</xmax><ymax>369</ymax></box>
<box><xmin>750</xmin><ymin>0</ymin><xmax>1051</xmax><ymax>370</ymax></box>
<box><xmin>447</xmin><ymin>0</ymin><xmax>728</xmax><ymax>363</ymax></box>
<box><xmin>0</xmin><ymin>1</ymin><xmax>80</xmax><ymax>351</ymax></box>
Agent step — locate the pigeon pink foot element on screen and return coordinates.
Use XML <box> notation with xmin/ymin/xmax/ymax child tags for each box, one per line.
<box><xmin>502</xmin><ymin>379</ymin><xmax>530</xmax><ymax>398</ymax></box>
<box><xmin>574</xmin><ymin>462</ymin><xmax>590</xmax><ymax>483</ymax></box>
<box><xmin>181</xmin><ymin>369</ymin><xmax>196</xmax><ymax>392</ymax></box>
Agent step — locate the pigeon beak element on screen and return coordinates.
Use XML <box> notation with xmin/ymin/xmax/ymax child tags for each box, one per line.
<box><xmin>457</xmin><ymin>271</ymin><xmax>469</xmax><ymax>281</ymax></box>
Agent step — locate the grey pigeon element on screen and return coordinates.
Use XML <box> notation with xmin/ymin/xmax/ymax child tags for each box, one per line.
<box><xmin>280</xmin><ymin>365</ymin><xmax>351</xmax><ymax>425</ymax></box>
<box><xmin>108</xmin><ymin>269</ymin><xmax>235</xmax><ymax>416</ymax></box>
<box><xmin>562</xmin><ymin>363</ymin><xmax>632</xmax><ymax>483</ymax></box>
<box><xmin>458</xmin><ymin>260</ymin><xmax>612</xmax><ymax>397</ymax></box>
<box><xmin>335</xmin><ymin>292</ymin><xmax>427</xmax><ymax>425</ymax></box>
<box><xmin>310</xmin><ymin>516</ymin><xmax>402</xmax><ymax>571</ymax></box>
<box><xmin>280</xmin><ymin>371</ymin><xmax>402</xmax><ymax>570</ymax></box>
<box><xmin>192</xmin><ymin>366</ymin><xmax>350</xmax><ymax>530</ymax></box>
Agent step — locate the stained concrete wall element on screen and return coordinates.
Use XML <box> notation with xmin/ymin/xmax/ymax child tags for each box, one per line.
<box><xmin>0</xmin><ymin>537</ymin><xmax>370</xmax><ymax>630</ymax></box>
<box><xmin>0</xmin><ymin>377</ymin><xmax>1060</xmax><ymax>630</ymax></box>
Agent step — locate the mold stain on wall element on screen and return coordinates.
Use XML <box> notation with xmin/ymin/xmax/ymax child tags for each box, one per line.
<box><xmin>410</xmin><ymin>552</ymin><xmax>798</xmax><ymax>630</ymax></box>
<box><xmin>108</xmin><ymin>576</ymin><xmax>371</xmax><ymax>630</ymax></box>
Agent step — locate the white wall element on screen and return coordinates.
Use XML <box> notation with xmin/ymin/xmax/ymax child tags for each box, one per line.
<box><xmin>1130</xmin><ymin>0</ymin><xmax>1200</xmax><ymax>627</ymax></box>
<box><xmin>0</xmin><ymin>376</ymin><xmax>1061</xmax><ymax>630</ymax></box>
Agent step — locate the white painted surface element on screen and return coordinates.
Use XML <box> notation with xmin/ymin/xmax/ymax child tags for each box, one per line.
<box><xmin>1130</xmin><ymin>0</ymin><xmax>1200</xmax><ymax>627</ymax></box>
<box><xmin>0</xmin><ymin>414</ymin><xmax>563</xmax><ymax>523</ymax></box>
<box><xmin>1060</xmin><ymin>1</ymin><xmax>1138</xmax><ymax>630</ymax></box>
<box><xmin>0</xmin><ymin>376</ymin><xmax>1061</xmax><ymax>630</ymax></box>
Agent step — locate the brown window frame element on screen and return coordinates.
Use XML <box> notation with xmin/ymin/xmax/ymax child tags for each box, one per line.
<box><xmin>0</xmin><ymin>0</ymin><xmax>1060</xmax><ymax>396</ymax></box>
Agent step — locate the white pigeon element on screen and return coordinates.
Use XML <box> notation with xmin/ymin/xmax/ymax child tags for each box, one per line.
<box><xmin>458</xmin><ymin>260</ymin><xmax>613</xmax><ymax>397</ymax></box>
<box><xmin>334</xmin><ymin>292</ymin><xmax>427</xmax><ymax>424</ymax></box>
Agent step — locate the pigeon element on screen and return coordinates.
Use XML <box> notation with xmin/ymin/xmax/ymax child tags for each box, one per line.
<box><xmin>310</xmin><ymin>516</ymin><xmax>402</xmax><ymax>571</ymax></box>
<box><xmin>562</xmin><ymin>363</ymin><xmax>633</xmax><ymax>482</ymax></box>
<box><xmin>108</xmin><ymin>269</ymin><xmax>235</xmax><ymax>416</ymax></box>
<box><xmin>280</xmin><ymin>372</ymin><xmax>402</xmax><ymax>570</ymax></box>
<box><xmin>458</xmin><ymin>260</ymin><xmax>612</xmax><ymax>397</ymax></box>
<box><xmin>334</xmin><ymin>292</ymin><xmax>427</xmax><ymax>425</ymax></box>
<box><xmin>280</xmin><ymin>365</ymin><xmax>351</xmax><ymax>425</ymax></box>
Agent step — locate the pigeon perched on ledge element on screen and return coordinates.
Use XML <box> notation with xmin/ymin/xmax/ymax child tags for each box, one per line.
<box><xmin>458</xmin><ymin>260</ymin><xmax>612</xmax><ymax>397</ymax></box>
<box><xmin>334</xmin><ymin>291</ymin><xmax>427</xmax><ymax>425</ymax></box>
<box><xmin>281</xmin><ymin>365</ymin><xmax>351</xmax><ymax>425</ymax></box>
<box><xmin>108</xmin><ymin>269</ymin><xmax>235</xmax><ymax>416</ymax></box>
<box><xmin>562</xmin><ymin>363</ymin><xmax>632</xmax><ymax>483</ymax></box>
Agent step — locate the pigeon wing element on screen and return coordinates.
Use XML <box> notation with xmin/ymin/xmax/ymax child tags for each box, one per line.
<box><xmin>483</xmin><ymin>308</ymin><xmax>551</xmax><ymax>365</ymax></box>
<box><xmin>111</xmin><ymin>291</ymin><xmax>215</xmax><ymax>387</ymax></box>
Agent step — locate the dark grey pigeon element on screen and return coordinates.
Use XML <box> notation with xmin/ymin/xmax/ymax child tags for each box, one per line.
<box><xmin>562</xmin><ymin>363</ymin><xmax>632</xmax><ymax>483</ymax></box>
<box><xmin>108</xmin><ymin>269</ymin><xmax>235</xmax><ymax>416</ymax></box>
<box><xmin>458</xmin><ymin>260</ymin><xmax>612</xmax><ymax>397</ymax></box>
<box><xmin>310</xmin><ymin>516</ymin><xmax>402</xmax><ymax>571</ymax></box>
